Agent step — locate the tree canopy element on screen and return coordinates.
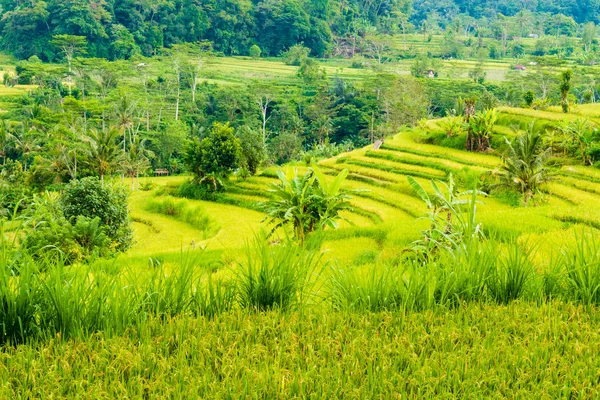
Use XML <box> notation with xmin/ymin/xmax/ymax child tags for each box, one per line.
<box><xmin>1</xmin><ymin>0</ymin><xmax>599</xmax><ymax>60</ymax></box>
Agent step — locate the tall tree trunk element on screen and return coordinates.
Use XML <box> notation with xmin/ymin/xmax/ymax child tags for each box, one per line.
<box><xmin>175</xmin><ymin>86</ymin><xmax>180</xmax><ymax>121</ymax></box>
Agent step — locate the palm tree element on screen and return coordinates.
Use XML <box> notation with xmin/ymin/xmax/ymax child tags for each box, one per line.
<box><xmin>495</xmin><ymin>123</ymin><xmax>552</xmax><ymax>205</ymax></box>
<box><xmin>10</xmin><ymin>126</ymin><xmax>40</xmax><ymax>171</ymax></box>
<box><xmin>260</xmin><ymin>166</ymin><xmax>353</xmax><ymax>244</ymax></box>
<box><xmin>123</xmin><ymin>134</ymin><xmax>153</xmax><ymax>190</ymax></box>
<box><xmin>83</xmin><ymin>127</ymin><xmax>125</xmax><ymax>184</ymax></box>
<box><xmin>113</xmin><ymin>94</ymin><xmax>137</xmax><ymax>153</ymax></box>
<box><xmin>559</xmin><ymin>118</ymin><xmax>597</xmax><ymax>165</ymax></box>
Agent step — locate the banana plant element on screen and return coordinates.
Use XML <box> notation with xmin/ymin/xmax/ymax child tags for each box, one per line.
<box><xmin>407</xmin><ymin>174</ymin><xmax>485</xmax><ymax>259</ymax></box>
<box><xmin>260</xmin><ymin>165</ymin><xmax>353</xmax><ymax>244</ymax></box>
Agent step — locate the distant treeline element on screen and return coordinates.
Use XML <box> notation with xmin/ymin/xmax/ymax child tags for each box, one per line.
<box><xmin>0</xmin><ymin>0</ymin><xmax>599</xmax><ymax>61</ymax></box>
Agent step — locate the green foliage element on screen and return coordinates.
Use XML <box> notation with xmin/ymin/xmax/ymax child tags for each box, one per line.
<box><xmin>556</xmin><ymin>118</ymin><xmax>599</xmax><ymax>165</ymax></box>
<box><xmin>237</xmin><ymin>126</ymin><xmax>266</xmax><ymax>175</ymax></box>
<box><xmin>183</xmin><ymin>122</ymin><xmax>241</xmax><ymax>183</ymax></box>
<box><xmin>261</xmin><ymin>167</ymin><xmax>353</xmax><ymax>243</ymax></box>
<box><xmin>60</xmin><ymin>177</ymin><xmax>133</xmax><ymax>252</ymax></box>
<box><xmin>281</xmin><ymin>44</ymin><xmax>310</xmax><ymax>66</ymax></box>
<box><xmin>236</xmin><ymin>234</ymin><xmax>322</xmax><ymax>311</ymax></box>
<box><xmin>560</xmin><ymin>70</ymin><xmax>572</xmax><ymax>113</ymax></box>
<box><xmin>0</xmin><ymin>160</ymin><xmax>31</xmax><ymax>216</ymax></box>
<box><xmin>562</xmin><ymin>231</ymin><xmax>600</xmax><ymax>306</ymax></box>
<box><xmin>175</xmin><ymin>178</ymin><xmax>226</xmax><ymax>201</ymax></box>
<box><xmin>329</xmin><ymin>263</ymin><xmax>402</xmax><ymax>312</ymax></box>
<box><xmin>20</xmin><ymin>193</ymin><xmax>110</xmax><ymax>265</ymax></box>
<box><xmin>466</xmin><ymin>109</ymin><xmax>497</xmax><ymax>152</ymax></box>
<box><xmin>495</xmin><ymin>123</ymin><xmax>552</xmax><ymax>204</ymax></box>
<box><xmin>249</xmin><ymin>44</ymin><xmax>261</xmax><ymax>59</ymax></box>
<box><xmin>269</xmin><ymin>132</ymin><xmax>303</xmax><ymax>164</ymax></box>
<box><xmin>83</xmin><ymin>127</ymin><xmax>125</xmax><ymax>183</ymax></box>
<box><xmin>439</xmin><ymin>115</ymin><xmax>465</xmax><ymax>138</ymax></box>
<box><xmin>524</xmin><ymin>90</ymin><xmax>535</xmax><ymax>107</ymax></box>
<box><xmin>409</xmin><ymin>55</ymin><xmax>439</xmax><ymax>78</ymax></box>
<box><xmin>407</xmin><ymin>174</ymin><xmax>484</xmax><ymax>260</ymax></box>
<box><xmin>488</xmin><ymin>241</ymin><xmax>536</xmax><ymax>304</ymax></box>
<box><xmin>468</xmin><ymin>63</ymin><xmax>486</xmax><ymax>84</ymax></box>
<box><xmin>297</xmin><ymin>57</ymin><xmax>323</xmax><ymax>85</ymax></box>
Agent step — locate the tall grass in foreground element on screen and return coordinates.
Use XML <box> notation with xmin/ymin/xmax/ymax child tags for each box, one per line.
<box><xmin>328</xmin><ymin>231</ymin><xmax>600</xmax><ymax>312</ymax></box>
<box><xmin>562</xmin><ymin>231</ymin><xmax>600</xmax><ymax>306</ymax></box>
<box><xmin>5</xmin><ymin>219</ymin><xmax>600</xmax><ymax>345</ymax></box>
<box><xmin>0</xmin><ymin>225</ymin><xmax>234</xmax><ymax>343</ymax></box>
<box><xmin>236</xmin><ymin>233</ymin><xmax>324</xmax><ymax>311</ymax></box>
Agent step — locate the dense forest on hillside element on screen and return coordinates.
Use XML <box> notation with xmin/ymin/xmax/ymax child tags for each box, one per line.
<box><xmin>1</xmin><ymin>0</ymin><xmax>599</xmax><ymax>60</ymax></box>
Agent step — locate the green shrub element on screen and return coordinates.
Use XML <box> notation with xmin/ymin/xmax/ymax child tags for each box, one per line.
<box><xmin>21</xmin><ymin>195</ymin><xmax>111</xmax><ymax>265</ymax></box>
<box><xmin>281</xmin><ymin>44</ymin><xmax>310</xmax><ymax>66</ymax></box>
<box><xmin>421</xmin><ymin>131</ymin><xmax>467</xmax><ymax>150</ymax></box>
<box><xmin>0</xmin><ymin>160</ymin><xmax>31</xmax><ymax>217</ymax></box>
<box><xmin>176</xmin><ymin>180</ymin><xmax>224</xmax><ymax>201</ymax></box>
<box><xmin>249</xmin><ymin>44</ymin><xmax>261</xmax><ymax>59</ymax></box>
<box><xmin>139</xmin><ymin>181</ymin><xmax>155</xmax><ymax>191</ymax></box>
<box><xmin>60</xmin><ymin>177</ymin><xmax>133</xmax><ymax>252</ymax></box>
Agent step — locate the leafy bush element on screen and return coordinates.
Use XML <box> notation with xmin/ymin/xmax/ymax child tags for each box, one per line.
<box><xmin>177</xmin><ymin>180</ymin><xmax>224</xmax><ymax>201</ymax></box>
<box><xmin>249</xmin><ymin>44</ymin><xmax>261</xmax><ymax>59</ymax></box>
<box><xmin>139</xmin><ymin>181</ymin><xmax>155</xmax><ymax>191</ymax></box>
<box><xmin>22</xmin><ymin>215</ymin><xmax>110</xmax><ymax>265</ymax></box>
<box><xmin>237</xmin><ymin>126</ymin><xmax>266</xmax><ymax>175</ymax></box>
<box><xmin>281</xmin><ymin>44</ymin><xmax>310</xmax><ymax>66</ymax></box>
<box><xmin>466</xmin><ymin>109</ymin><xmax>497</xmax><ymax>152</ymax></box>
<box><xmin>20</xmin><ymin>194</ymin><xmax>111</xmax><ymax>265</ymax></box>
<box><xmin>0</xmin><ymin>160</ymin><xmax>31</xmax><ymax>217</ymax></box>
<box><xmin>183</xmin><ymin>122</ymin><xmax>241</xmax><ymax>188</ymax></box>
<box><xmin>60</xmin><ymin>177</ymin><xmax>133</xmax><ymax>252</ymax></box>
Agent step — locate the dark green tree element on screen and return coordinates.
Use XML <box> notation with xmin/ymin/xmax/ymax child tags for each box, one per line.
<box><xmin>560</xmin><ymin>70</ymin><xmax>572</xmax><ymax>113</ymax></box>
<box><xmin>183</xmin><ymin>122</ymin><xmax>241</xmax><ymax>182</ymax></box>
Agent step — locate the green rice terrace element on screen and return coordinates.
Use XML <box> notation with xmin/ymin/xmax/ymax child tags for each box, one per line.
<box><xmin>5</xmin><ymin>0</ymin><xmax>600</xmax><ymax>396</ymax></box>
<box><xmin>5</xmin><ymin>94</ymin><xmax>600</xmax><ymax>397</ymax></box>
<box><xmin>2</xmin><ymin>105</ymin><xmax>594</xmax><ymax>397</ymax></box>
<box><xmin>127</xmin><ymin>105</ymin><xmax>600</xmax><ymax>267</ymax></box>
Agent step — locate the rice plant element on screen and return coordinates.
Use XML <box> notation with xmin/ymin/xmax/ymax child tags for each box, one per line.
<box><xmin>329</xmin><ymin>263</ymin><xmax>402</xmax><ymax>312</ymax></box>
<box><xmin>488</xmin><ymin>240</ymin><xmax>536</xmax><ymax>304</ymax></box>
<box><xmin>192</xmin><ymin>274</ymin><xmax>236</xmax><ymax>318</ymax></box>
<box><xmin>236</xmin><ymin>234</ymin><xmax>323</xmax><ymax>311</ymax></box>
<box><xmin>563</xmin><ymin>230</ymin><xmax>600</xmax><ymax>306</ymax></box>
<box><xmin>0</xmin><ymin>259</ymin><xmax>41</xmax><ymax>345</ymax></box>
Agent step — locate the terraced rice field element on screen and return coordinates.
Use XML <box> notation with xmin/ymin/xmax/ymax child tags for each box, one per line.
<box><xmin>124</xmin><ymin>105</ymin><xmax>600</xmax><ymax>268</ymax></box>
